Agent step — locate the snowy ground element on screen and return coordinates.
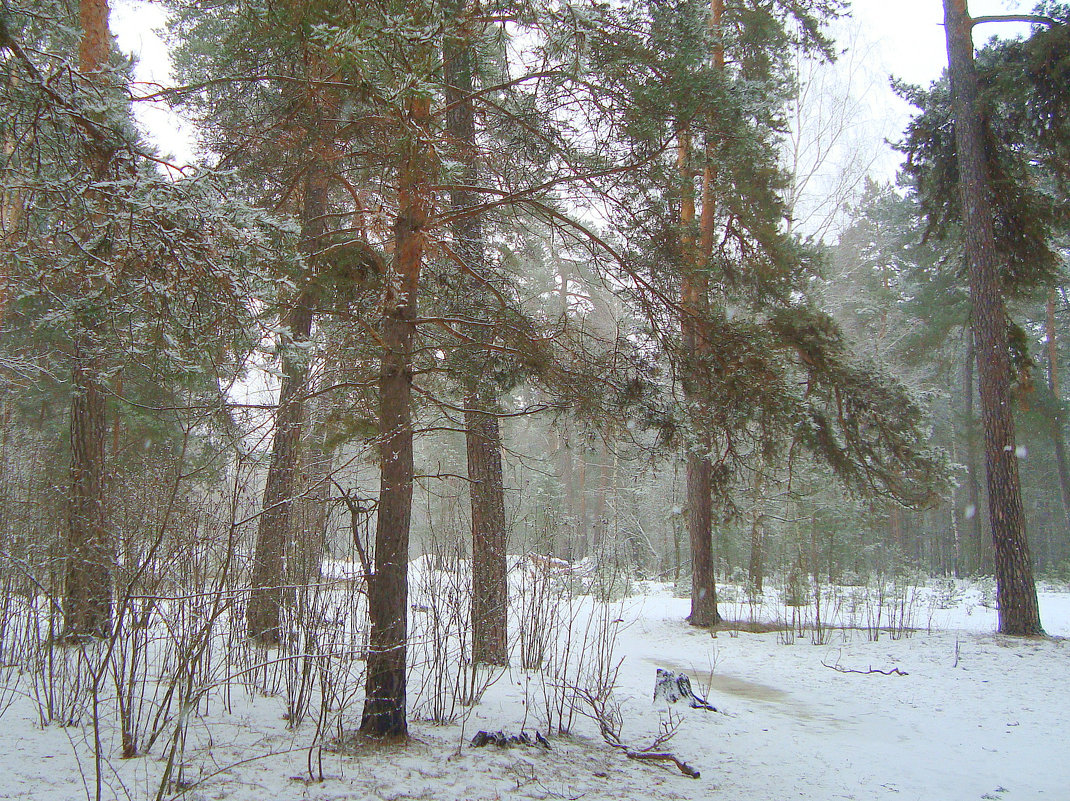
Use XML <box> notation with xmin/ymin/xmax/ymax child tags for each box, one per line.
<box><xmin>1</xmin><ymin>577</ymin><xmax>1067</xmax><ymax>801</ymax></box>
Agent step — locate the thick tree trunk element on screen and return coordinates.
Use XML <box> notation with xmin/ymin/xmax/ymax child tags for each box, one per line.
<box><xmin>65</xmin><ymin>350</ymin><xmax>111</xmax><ymax>639</ymax></box>
<box><xmin>1045</xmin><ymin>291</ymin><xmax>1070</xmax><ymax>537</ymax></box>
<box><xmin>679</xmin><ymin>124</ymin><xmax>721</xmax><ymax>628</ymax></box>
<box><xmin>63</xmin><ymin>0</ymin><xmax>114</xmax><ymax>640</ymax></box>
<box><xmin>682</xmin><ymin>0</ymin><xmax>727</xmax><ymax>628</ymax></box>
<box><xmin>444</xmin><ymin>18</ymin><xmax>509</xmax><ymax>666</ymax></box>
<box><xmin>943</xmin><ymin>0</ymin><xmax>1042</xmax><ymax>635</ymax></box>
<box><xmin>465</xmin><ymin>403</ymin><xmax>508</xmax><ymax>665</ymax></box>
<box><xmin>687</xmin><ymin>453</ymin><xmax>720</xmax><ymax>625</ymax></box>
<box><xmin>360</xmin><ymin>96</ymin><xmax>431</xmax><ymax>738</ymax></box>
<box><xmin>247</xmin><ymin>161</ymin><xmax>329</xmax><ymax>644</ymax></box>
<box><xmin>291</xmin><ymin>381</ymin><xmax>335</xmax><ymax>588</ymax></box>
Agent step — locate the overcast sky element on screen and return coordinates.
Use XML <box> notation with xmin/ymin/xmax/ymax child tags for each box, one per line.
<box><xmin>110</xmin><ymin>0</ymin><xmax>1037</xmax><ymax>185</ymax></box>
<box><xmin>853</xmin><ymin>0</ymin><xmax>1030</xmax><ymax>85</ymax></box>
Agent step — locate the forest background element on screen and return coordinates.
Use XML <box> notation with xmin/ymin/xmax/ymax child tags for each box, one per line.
<box><xmin>1</xmin><ymin>0</ymin><xmax>1068</xmax><ymax>784</ymax></box>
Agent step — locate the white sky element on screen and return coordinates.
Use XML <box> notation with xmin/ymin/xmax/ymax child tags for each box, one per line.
<box><xmin>851</xmin><ymin>0</ymin><xmax>1031</xmax><ymax>87</ymax></box>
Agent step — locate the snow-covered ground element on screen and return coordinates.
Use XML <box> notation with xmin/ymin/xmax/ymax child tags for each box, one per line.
<box><xmin>1</xmin><ymin>576</ymin><xmax>1066</xmax><ymax>801</ymax></box>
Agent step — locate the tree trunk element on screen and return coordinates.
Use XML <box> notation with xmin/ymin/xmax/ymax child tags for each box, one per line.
<box><xmin>247</xmin><ymin>160</ymin><xmax>329</xmax><ymax>644</ymax></box>
<box><xmin>682</xmin><ymin>0</ymin><xmax>727</xmax><ymax>628</ymax></box>
<box><xmin>687</xmin><ymin>453</ymin><xmax>719</xmax><ymax>625</ymax></box>
<box><xmin>465</xmin><ymin>403</ymin><xmax>508</xmax><ymax>666</ymax></box>
<box><xmin>575</xmin><ymin>449</ymin><xmax>587</xmax><ymax>560</ymax></box>
<box><xmin>943</xmin><ymin>0</ymin><xmax>1042</xmax><ymax>635</ymax></box>
<box><xmin>1045</xmin><ymin>290</ymin><xmax>1070</xmax><ymax>537</ymax></box>
<box><xmin>747</xmin><ymin>467</ymin><xmax>765</xmax><ymax>594</ymax></box>
<box><xmin>964</xmin><ymin>336</ymin><xmax>987</xmax><ymax>571</ymax></box>
<box><xmin>556</xmin><ymin>424</ymin><xmax>574</xmax><ymax>557</ymax></box>
<box><xmin>291</xmin><ymin>377</ymin><xmax>335</xmax><ymax>588</ymax></box>
<box><xmin>65</xmin><ymin>350</ymin><xmax>111</xmax><ymax>639</ymax></box>
<box><xmin>63</xmin><ymin>0</ymin><xmax>114</xmax><ymax>640</ymax></box>
<box><xmin>360</xmin><ymin>95</ymin><xmax>432</xmax><ymax>738</ymax></box>
<box><xmin>444</xmin><ymin>17</ymin><xmax>509</xmax><ymax>666</ymax></box>
<box><xmin>592</xmin><ymin>440</ymin><xmax>611</xmax><ymax>558</ymax></box>
<box><xmin>679</xmin><ymin>123</ymin><xmax>720</xmax><ymax>628</ymax></box>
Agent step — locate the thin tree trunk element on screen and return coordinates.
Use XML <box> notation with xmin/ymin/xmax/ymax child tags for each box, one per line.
<box><xmin>943</xmin><ymin>0</ymin><xmax>1042</xmax><ymax>635</ymax></box>
<box><xmin>555</xmin><ymin>261</ymin><xmax>576</xmax><ymax>557</ymax></box>
<box><xmin>1045</xmin><ymin>290</ymin><xmax>1070</xmax><ymax>537</ymax></box>
<box><xmin>575</xmin><ymin>449</ymin><xmax>587</xmax><ymax>560</ymax></box>
<box><xmin>247</xmin><ymin>160</ymin><xmax>329</xmax><ymax>644</ymax></box>
<box><xmin>592</xmin><ymin>440</ymin><xmax>611</xmax><ymax>558</ymax></box>
<box><xmin>556</xmin><ymin>425</ymin><xmax>573</xmax><ymax>557</ymax></box>
<box><xmin>747</xmin><ymin>467</ymin><xmax>765</xmax><ymax>594</ymax></box>
<box><xmin>964</xmin><ymin>336</ymin><xmax>987</xmax><ymax>571</ymax></box>
<box><xmin>63</xmin><ymin>0</ymin><xmax>114</xmax><ymax>640</ymax></box>
<box><xmin>360</xmin><ymin>95</ymin><xmax>432</xmax><ymax>738</ymax></box>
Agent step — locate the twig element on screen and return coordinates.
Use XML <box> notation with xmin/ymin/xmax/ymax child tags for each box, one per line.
<box><xmin>822</xmin><ymin>660</ymin><xmax>908</xmax><ymax>677</ymax></box>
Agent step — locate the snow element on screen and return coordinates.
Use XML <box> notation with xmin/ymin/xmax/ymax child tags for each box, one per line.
<box><xmin>1</xmin><ymin>575</ymin><xmax>1067</xmax><ymax>801</ymax></box>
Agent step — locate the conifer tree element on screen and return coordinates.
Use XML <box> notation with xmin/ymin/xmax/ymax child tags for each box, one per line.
<box><xmin>62</xmin><ymin>0</ymin><xmax>115</xmax><ymax>640</ymax></box>
<box><xmin>902</xmin><ymin>1</ymin><xmax>1070</xmax><ymax>634</ymax></box>
<box><xmin>3</xmin><ymin>0</ymin><xmax>279</xmax><ymax>639</ymax></box>
<box><xmin>443</xmin><ymin>1</ymin><xmax>509</xmax><ymax>666</ymax></box>
<box><xmin>562</xmin><ymin>0</ymin><xmax>946</xmax><ymax>627</ymax></box>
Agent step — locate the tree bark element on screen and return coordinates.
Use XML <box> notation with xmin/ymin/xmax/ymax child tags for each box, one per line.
<box><xmin>247</xmin><ymin>159</ymin><xmax>329</xmax><ymax>644</ymax></box>
<box><xmin>592</xmin><ymin>440</ymin><xmax>611</xmax><ymax>558</ymax></box>
<box><xmin>465</xmin><ymin>403</ymin><xmax>508</xmax><ymax>665</ymax></box>
<box><xmin>443</xmin><ymin>15</ymin><xmax>509</xmax><ymax>666</ymax></box>
<box><xmin>747</xmin><ymin>467</ymin><xmax>765</xmax><ymax>594</ymax></box>
<box><xmin>575</xmin><ymin>449</ymin><xmax>588</xmax><ymax>560</ymax></box>
<box><xmin>360</xmin><ymin>95</ymin><xmax>432</xmax><ymax>738</ymax></box>
<box><xmin>943</xmin><ymin>0</ymin><xmax>1042</xmax><ymax>635</ymax></box>
<box><xmin>678</xmin><ymin>124</ymin><xmax>720</xmax><ymax>627</ymax></box>
<box><xmin>963</xmin><ymin>336</ymin><xmax>987</xmax><ymax>572</ymax></box>
<box><xmin>65</xmin><ymin>349</ymin><xmax>111</xmax><ymax>639</ymax></box>
<box><xmin>1045</xmin><ymin>290</ymin><xmax>1070</xmax><ymax>538</ymax></box>
<box><xmin>63</xmin><ymin>0</ymin><xmax>114</xmax><ymax>640</ymax></box>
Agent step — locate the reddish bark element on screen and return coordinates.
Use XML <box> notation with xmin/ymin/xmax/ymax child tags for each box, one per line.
<box><xmin>360</xmin><ymin>96</ymin><xmax>432</xmax><ymax>737</ymax></box>
<box><xmin>63</xmin><ymin>0</ymin><xmax>114</xmax><ymax>640</ymax></box>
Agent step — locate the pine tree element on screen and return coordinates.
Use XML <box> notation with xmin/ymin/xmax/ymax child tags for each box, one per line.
<box><xmin>443</xmin><ymin>1</ymin><xmax>509</xmax><ymax>667</ymax></box>
<box><xmin>902</xmin><ymin>1</ymin><xmax>1070</xmax><ymax>634</ymax></box>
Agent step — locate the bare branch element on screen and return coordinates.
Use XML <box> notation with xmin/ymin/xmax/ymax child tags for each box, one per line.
<box><xmin>970</xmin><ymin>14</ymin><xmax>1058</xmax><ymax>28</ymax></box>
<box><xmin>822</xmin><ymin>659</ymin><xmax>909</xmax><ymax>677</ymax></box>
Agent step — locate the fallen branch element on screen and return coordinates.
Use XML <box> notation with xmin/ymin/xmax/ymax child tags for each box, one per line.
<box><xmin>576</xmin><ymin>687</ymin><xmax>701</xmax><ymax>779</ymax></box>
<box><xmin>620</xmin><ymin>746</ymin><xmax>700</xmax><ymax>779</ymax></box>
<box><xmin>822</xmin><ymin>660</ymin><xmax>908</xmax><ymax>677</ymax></box>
